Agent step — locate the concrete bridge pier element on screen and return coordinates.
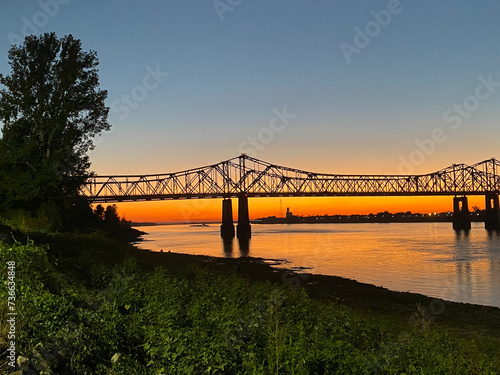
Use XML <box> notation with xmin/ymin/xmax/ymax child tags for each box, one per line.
<box><xmin>220</xmin><ymin>198</ymin><xmax>235</xmax><ymax>238</ymax></box>
<box><xmin>485</xmin><ymin>193</ymin><xmax>500</xmax><ymax>231</ymax></box>
<box><xmin>237</xmin><ymin>195</ymin><xmax>251</xmax><ymax>239</ymax></box>
<box><xmin>453</xmin><ymin>196</ymin><xmax>471</xmax><ymax>232</ymax></box>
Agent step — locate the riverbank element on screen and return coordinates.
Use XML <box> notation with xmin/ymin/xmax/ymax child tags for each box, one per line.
<box><xmin>1</xmin><ymin>231</ymin><xmax>499</xmax><ymax>373</ymax></box>
<box><xmin>131</xmin><ymin>248</ymin><xmax>500</xmax><ymax>347</ymax></box>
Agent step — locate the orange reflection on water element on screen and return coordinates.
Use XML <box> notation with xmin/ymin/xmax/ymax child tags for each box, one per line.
<box><xmin>137</xmin><ymin>222</ymin><xmax>500</xmax><ymax>308</ymax></box>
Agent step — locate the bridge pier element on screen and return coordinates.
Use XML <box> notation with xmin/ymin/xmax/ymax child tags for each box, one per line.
<box><xmin>220</xmin><ymin>198</ymin><xmax>235</xmax><ymax>239</ymax></box>
<box><xmin>453</xmin><ymin>196</ymin><xmax>471</xmax><ymax>232</ymax></box>
<box><xmin>485</xmin><ymin>193</ymin><xmax>500</xmax><ymax>231</ymax></box>
<box><xmin>237</xmin><ymin>195</ymin><xmax>251</xmax><ymax>239</ymax></box>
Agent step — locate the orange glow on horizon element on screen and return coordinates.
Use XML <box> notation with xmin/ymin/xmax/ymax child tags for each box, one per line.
<box><xmin>105</xmin><ymin>196</ymin><xmax>486</xmax><ymax>223</ymax></box>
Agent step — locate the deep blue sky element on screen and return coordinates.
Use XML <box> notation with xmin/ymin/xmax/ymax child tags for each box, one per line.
<box><xmin>1</xmin><ymin>0</ymin><xmax>499</xmax><ymax>176</ymax></box>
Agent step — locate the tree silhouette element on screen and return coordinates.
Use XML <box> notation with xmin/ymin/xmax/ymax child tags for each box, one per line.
<box><xmin>104</xmin><ymin>204</ymin><xmax>120</xmax><ymax>224</ymax></box>
<box><xmin>94</xmin><ymin>204</ymin><xmax>105</xmax><ymax>220</ymax></box>
<box><xmin>0</xmin><ymin>33</ymin><xmax>110</xmax><ymax>214</ymax></box>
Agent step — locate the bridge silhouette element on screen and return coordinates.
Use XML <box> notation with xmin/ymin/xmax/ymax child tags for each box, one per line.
<box><xmin>81</xmin><ymin>154</ymin><xmax>500</xmax><ymax>238</ymax></box>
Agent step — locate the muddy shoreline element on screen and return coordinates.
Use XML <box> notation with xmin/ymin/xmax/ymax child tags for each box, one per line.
<box><xmin>131</xmin><ymin>248</ymin><xmax>500</xmax><ymax>349</ymax></box>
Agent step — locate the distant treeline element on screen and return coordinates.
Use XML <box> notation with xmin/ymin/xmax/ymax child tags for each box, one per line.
<box><xmin>255</xmin><ymin>210</ymin><xmax>485</xmax><ymax>224</ymax></box>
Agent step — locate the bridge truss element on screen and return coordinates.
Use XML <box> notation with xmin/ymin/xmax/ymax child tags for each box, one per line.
<box><xmin>81</xmin><ymin>154</ymin><xmax>500</xmax><ymax>203</ymax></box>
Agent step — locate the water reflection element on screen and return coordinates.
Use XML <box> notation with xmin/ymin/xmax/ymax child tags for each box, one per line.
<box><xmin>222</xmin><ymin>237</ymin><xmax>251</xmax><ymax>257</ymax></box>
<box><xmin>486</xmin><ymin>233</ymin><xmax>500</xmax><ymax>307</ymax></box>
<box><xmin>454</xmin><ymin>233</ymin><xmax>473</xmax><ymax>303</ymax></box>
<box><xmin>487</xmin><ymin>229</ymin><xmax>500</xmax><ymax>238</ymax></box>
<box><xmin>222</xmin><ymin>238</ymin><xmax>234</xmax><ymax>257</ymax></box>
<box><xmin>238</xmin><ymin>237</ymin><xmax>250</xmax><ymax>257</ymax></box>
<box><xmin>137</xmin><ymin>223</ymin><xmax>500</xmax><ymax>308</ymax></box>
<box><xmin>454</xmin><ymin>229</ymin><xmax>470</xmax><ymax>239</ymax></box>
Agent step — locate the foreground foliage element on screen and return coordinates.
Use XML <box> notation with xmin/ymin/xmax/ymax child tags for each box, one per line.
<box><xmin>0</xmin><ymin>236</ymin><xmax>498</xmax><ymax>374</ymax></box>
<box><xmin>0</xmin><ymin>32</ymin><xmax>110</xmax><ymax>224</ymax></box>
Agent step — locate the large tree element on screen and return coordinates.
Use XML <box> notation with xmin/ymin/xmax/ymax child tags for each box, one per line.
<box><xmin>0</xmin><ymin>33</ymin><xmax>110</xmax><ymax>213</ymax></box>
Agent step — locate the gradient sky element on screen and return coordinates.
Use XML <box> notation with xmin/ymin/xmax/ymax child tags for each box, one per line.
<box><xmin>1</xmin><ymin>1</ymin><xmax>499</xmax><ymax>222</ymax></box>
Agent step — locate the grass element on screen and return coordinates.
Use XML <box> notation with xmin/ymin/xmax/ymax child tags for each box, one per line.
<box><xmin>0</xmin><ymin>233</ymin><xmax>499</xmax><ymax>374</ymax></box>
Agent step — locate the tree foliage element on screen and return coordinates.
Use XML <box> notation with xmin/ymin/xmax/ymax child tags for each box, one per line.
<box><xmin>104</xmin><ymin>204</ymin><xmax>120</xmax><ymax>224</ymax></box>
<box><xmin>0</xmin><ymin>32</ymin><xmax>110</xmax><ymax>213</ymax></box>
<box><xmin>94</xmin><ymin>204</ymin><xmax>105</xmax><ymax>221</ymax></box>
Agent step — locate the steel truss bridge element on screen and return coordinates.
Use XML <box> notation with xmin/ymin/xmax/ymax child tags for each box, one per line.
<box><xmin>81</xmin><ymin>154</ymin><xmax>500</xmax><ymax>236</ymax></box>
<box><xmin>82</xmin><ymin>154</ymin><xmax>500</xmax><ymax>201</ymax></box>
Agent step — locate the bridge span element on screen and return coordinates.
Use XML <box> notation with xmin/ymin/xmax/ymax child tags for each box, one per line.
<box><xmin>81</xmin><ymin>154</ymin><xmax>500</xmax><ymax>238</ymax></box>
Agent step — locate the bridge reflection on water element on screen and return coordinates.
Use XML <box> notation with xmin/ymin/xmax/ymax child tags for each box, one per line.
<box><xmin>222</xmin><ymin>236</ymin><xmax>250</xmax><ymax>257</ymax></box>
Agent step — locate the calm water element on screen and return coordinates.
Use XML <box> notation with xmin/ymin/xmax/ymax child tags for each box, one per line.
<box><xmin>135</xmin><ymin>222</ymin><xmax>500</xmax><ymax>308</ymax></box>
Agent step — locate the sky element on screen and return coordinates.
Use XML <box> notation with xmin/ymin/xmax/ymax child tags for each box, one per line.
<box><xmin>0</xmin><ymin>1</ymin><xmax>499</xmax><ymax>222</ymax></box>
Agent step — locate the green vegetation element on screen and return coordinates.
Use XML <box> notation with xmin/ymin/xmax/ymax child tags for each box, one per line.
<box><xmin>0</xmin><ymin>33</ymin><xmax>498</xmax><ymax>375</ymax></box>
<box><xmin>0</xmin><ymin>32</ymin><xmax>110</xmax><ymax>230</ymax></box>
<box><xmin>1</xmin><ymin>235</ymin><xmax>498</xmax><ymax>374</ymax></box>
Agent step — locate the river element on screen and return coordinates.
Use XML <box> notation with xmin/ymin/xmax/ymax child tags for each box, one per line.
<box><xmin>135</xmin><ymin>222</ymin><xmax>500</xmax><ymax>308</ymax></box>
